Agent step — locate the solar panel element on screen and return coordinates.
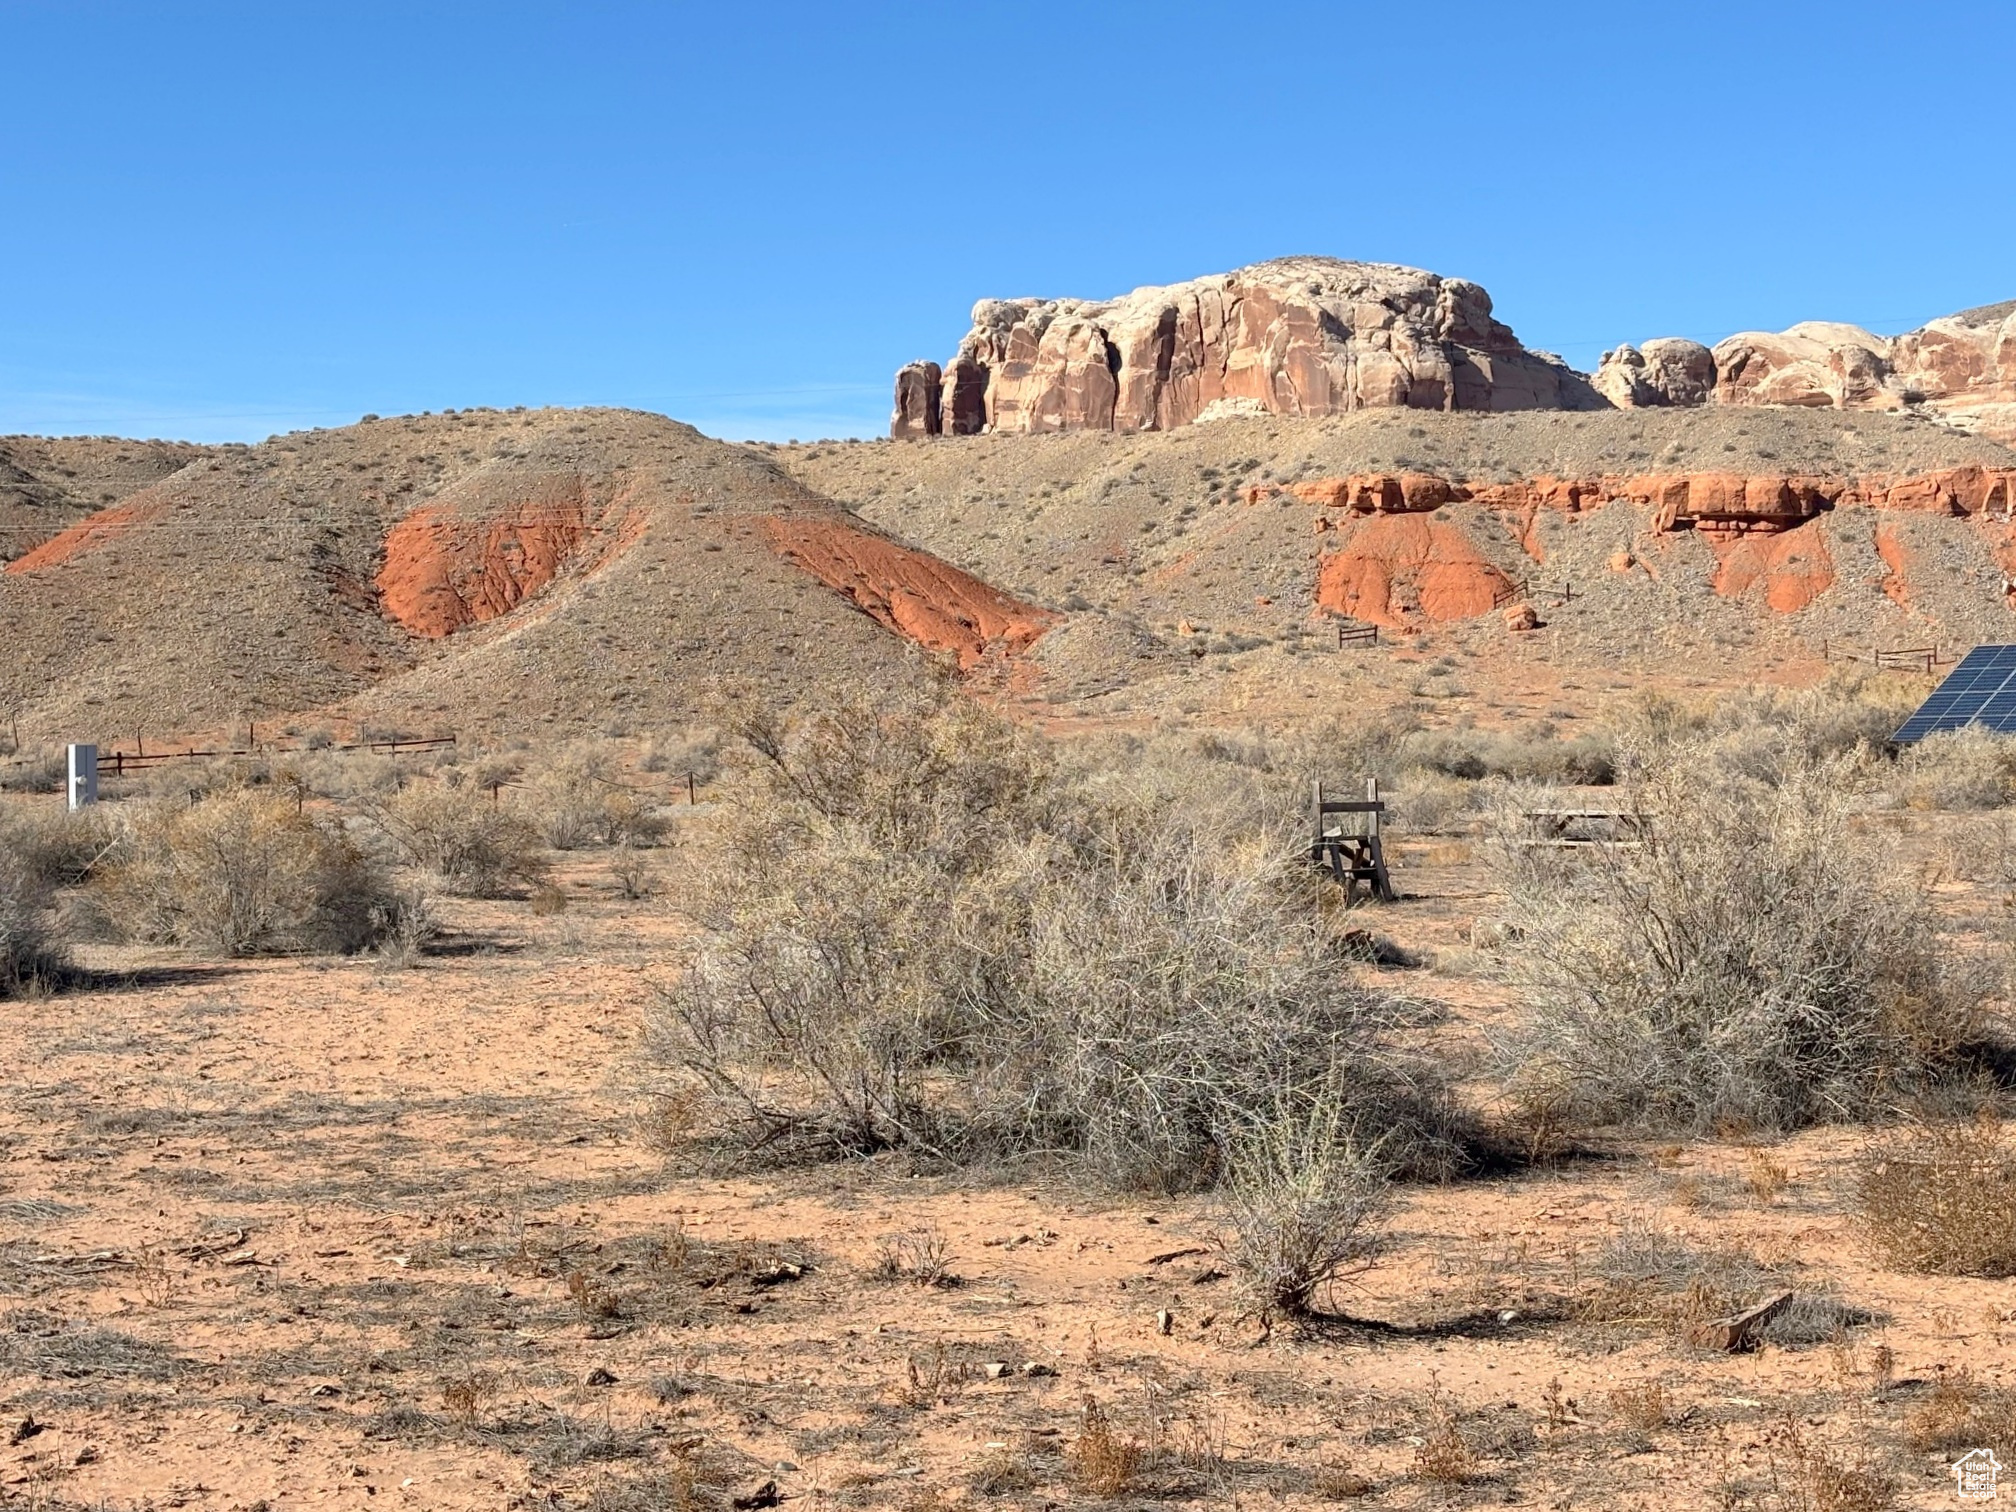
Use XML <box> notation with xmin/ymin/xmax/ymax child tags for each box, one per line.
<box><xmin>1892</xmin><ymin>644</ymin><xmax>2016</xmax><ymax>742</ymax></box>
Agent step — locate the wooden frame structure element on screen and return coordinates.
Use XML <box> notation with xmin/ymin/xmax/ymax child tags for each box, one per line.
<box><xmin>1310</xmin><ymin>778</ymin><xmax>1396</xmax><ymax>903</ymax></box>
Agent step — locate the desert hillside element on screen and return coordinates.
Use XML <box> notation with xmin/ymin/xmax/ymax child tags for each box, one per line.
<box><xmin>783</xmin><ymin>406</ymin><xmax>2016</xmax><ymax>719</ymax></box>
<box><xmin>0</xmin><ymin>434</ymin><xmax>212</xmax><ymax>563</ymax></box>
<box><xmin>0</xmin><ymin>408</ymin><xmax>1049</xmax><ymax>746</ymax></box>
<box><xmin>7</xmin><ymin>398</ymin><xmax>2016</xmax><ymax>751</ymax></box>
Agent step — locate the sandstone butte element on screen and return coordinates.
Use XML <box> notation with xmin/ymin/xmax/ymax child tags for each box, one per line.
<box><xmin>892</xmin><ymin>260</ymin><xmax>2016</xmax><ymax>445</ymax></box>
<box><xmin>890</xmin><ymin>257</ymin><xmax>1603</xmax><ymax>437</ymax></box>
<box><xmin>1281</xmin><ymin>464</ymin><xmax>2016</xmax><ymax>628</ymax></box>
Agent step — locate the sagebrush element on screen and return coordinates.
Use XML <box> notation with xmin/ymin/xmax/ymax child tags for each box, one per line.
<box><xmin>649</xmin><ymin>688</ymin><xmax>1465</xmax><ymax>1190</ymax></box>
<box><xmin>1494</xmin><ymin>751</ymin><xmax>1994</xmax><ymax>1133</ymax></box>
<box><xmin>95</xmin><ymin>790</ymin><xmax>400</xmax><ymax>956</ymax></box>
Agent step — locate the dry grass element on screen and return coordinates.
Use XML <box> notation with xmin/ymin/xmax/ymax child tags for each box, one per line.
<box><xmin>1857</xmin><ymin>1119</ymin><xmax>2016</xmax><ymax>1277</ymax></box>
<box><xmin>966</xmin><ymin>1448</ymin><xmax>1038</xmax><ymax>1496</ymax></box>
<box><xmin>1902</xmin><ymin>1368</ymin><xmax>2016</xmax><ymax>1455</ymax></box>
<box><xmin>1312</xmin><ymin>1463</ymin><xmax>1376</xmax><ymax>1499</ymax></box>
<box><xmin>1069</xmin><ymin>1395</ymin><xmax>1145</xmax><ymax>1498</ymax></box>
<box><xmin>1762</xmin><ymin>1414</ymin><xmax>1896</xmax><ymax>1512</ymax></box>
<box><xmin>1607</xmin><ymin>1382</ymin><xmax>1676</xmax><ymax>1431</ymax></box>
<box><xmin>1411</xmin><ymin>1386</ymin><xmax>1478</xmax><ymax>1485</ymax></box>
<box><xmin>871</xmin><ymin>1228</ymin><xmax>958</xmax><ymax>1289</ymax></box>
<box><xmin>1743</xmin><ymin>1149</ymin><xmax>1792</xmax><ymax>1205</ymax></box>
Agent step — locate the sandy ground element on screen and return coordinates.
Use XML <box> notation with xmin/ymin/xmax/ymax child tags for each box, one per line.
<box><xmin>2</xmin><ymin>842</ymin><xmax>2012</xmax><ymax>1511</ymax></box>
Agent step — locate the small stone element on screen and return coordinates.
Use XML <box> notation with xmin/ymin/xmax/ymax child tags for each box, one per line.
<box><xmin>586</xmin><ymin>1367</ymin><xmax>618</xmax><ymax>1387</ymax></box>
<box><xmin>982</xmin><ymin>1362</ymin><xmax>1010</xmax><ymax>1380</ymax></box>
<box><xmin>1018</xmin><ymin>1361</ymin><xmax>1056</xmax><ymax>1378</ymax></box>
<box><xmin>1609</xmin><ymin>550</ymin><xmax>1635</xmax><ymax>572</ymax></box>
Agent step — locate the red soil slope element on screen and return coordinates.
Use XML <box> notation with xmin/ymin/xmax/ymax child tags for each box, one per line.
<box><xmin>1874</xmin><ymin>522</ymin><xmax>1912</xmax><ymax>607</ymax></box>
<box><xmin>376</xmin><ymin>476</ymin><xmax>638</xmax><ymax>638</ymax></box>
<box><xmin>1711</xmin><ymin>525</ymin><xmax>1836</xmax><ymax>612</ymax></box>
<box><xmin>4</xmin><ymin>495</ymin><xmax>163</xmax><ymax>574</ymax></box>
<box><xmin>762</xmin><ymin>515</ymin><xmax>1055</xmax><ymax>668</ymax></box>
<box><xmin>1315</xmin><ymin>514</ymin><xmax>1515</xmax><ymax>627</ymax></box>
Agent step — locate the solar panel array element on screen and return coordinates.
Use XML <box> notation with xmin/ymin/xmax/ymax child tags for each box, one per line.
<box><xmin>1892</xmin><ymin>644</ymin><xmax>2016</xmax><ymax>743</ymax></box>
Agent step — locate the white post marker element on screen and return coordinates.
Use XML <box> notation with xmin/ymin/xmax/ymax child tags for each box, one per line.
<box><xmin>66</xmin><ymin>743</ymin><xmax>98</xmax><ymax>811</ymax></box>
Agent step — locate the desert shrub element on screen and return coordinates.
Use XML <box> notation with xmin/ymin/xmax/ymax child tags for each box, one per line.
<box><xmin>1899</xmin><ymin>725</ymin><xmax>2016</xmax><ymax>810</ymax></box>
<box><xmin>651</xmin><ymin>688</ymin><xmax>1464</xmax><ymax>1189</ymax></box>
<box><xmin>1403</xmin><ymin>728</ymin><xmax>1615</xmax><ymax>786</ymax></box>
<box><xmin>637</xmin><ymin>729</ymin><xmax>721</xmax><ymax>784</ymax></box>
<box><xmin>0</xmin><ymin>803</ymin><xmax>118</xmax><ymax>886</ymax></box>
<box><xmin>0</xmin><ymin>849</ymin><xmax>67</xmax><ymax>994</ymax></box>
<box><xmin>369</xmin><ymin>782</ymin><xmax>548</xmax><ymax>897</ymax></box>
<box><xmin>94</xmin><ymin>791</ymin><xmax>397</xmax><ymax>956</ymax></box>
<box><xmin>1619</xmin><ymin>674</ymin><xmax>1912</xmax><ymax>788</ymax></box>
<box><xmin>0</xmin><ymin>751</ymin><xmax>65</xmax><ymax>794</ymax></box>
<box><xmin>1856</xmin><ymin>1118</ymin><xmax>2016</xmax><ymax>1277</ymax></box>
<box><xmin>527</xmin><ymin>744</ymin><xmax>668</xmax><ymax>849</ymax></box>
<box><xmin>1494</xmin><ymin>753</ymin><xmax>1994</xmax><ymax>1133</ymax></box>
<box><xmin>1937</xmin><ymin>811</ymin><xmax>2016</xmax><ymax>883</ymax></box>
<box><xmin>1217</xmin><ymin>1083</ymin><xmax>1393</xmax><ymax>1316</ymax></box>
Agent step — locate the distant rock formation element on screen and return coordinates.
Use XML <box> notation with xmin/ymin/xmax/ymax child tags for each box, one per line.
<box><xmin>893</xmin><ymin>262</ymin><xmax>2016</xmax><ymax>444</ymax></box>
<box><xmin>1603</xmin><ymin>301</ymin><xmax>2016</xmax><ymax>443</ymax></box>
<box><xmin>890</xmin><ymin>257</ymin><xmax>1603</xmax><ymax>437</ymax></box>
<box><xmin>1591</xmin><ymin>339</ymin><xmax>1716</xmax><ymax>408</ymax></box>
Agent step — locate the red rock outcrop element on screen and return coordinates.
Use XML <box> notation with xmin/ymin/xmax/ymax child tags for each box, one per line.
<box><xmin>1874</xmin><ymin>522</ymin><xmax>1911</xmax><ymax>606</ymax></box>
<box><xmin>1264</xmin><ymin>472</ymin><xmax>1462</xmax><ymax>513</ymax></box>
<box><xmin>761</xmin><ymin>516</ymin><xmax>1055</xmax><ymax>668</ymax></box>
<box><xmin>1252</xmin><ymin>465</ymin><xmax>2016</xmax><ymax>534</ymax></box>
<box><xmin>1315</xmin><ymin>514</ymin><xmax>1516</xmax><ymax>628</ymax></box>
<box><xmin>891</xmin><ymin>258</ymin><xmax>1602</xmax><ymax>436</ymax></box>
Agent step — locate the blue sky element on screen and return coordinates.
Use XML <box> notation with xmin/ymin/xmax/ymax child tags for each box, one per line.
<box><xmin>3</xmin><ymin>1</ymin><xmax>2010</xmax><ymax>443</ymax></box>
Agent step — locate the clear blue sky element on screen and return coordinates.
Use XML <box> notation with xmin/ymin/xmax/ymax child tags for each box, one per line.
<box><xmin>3</xmin><ymin>1</ymin><xmax>2010</xmax><ymax>443</ymax></box>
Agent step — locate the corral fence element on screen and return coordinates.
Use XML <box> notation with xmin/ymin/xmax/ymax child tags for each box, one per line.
<box><xmin>1335</xmin><ymin>621</ymin><xmax>1379</xmax><ymax>649</ymax></box>
<box><xmin>1821</xmin><ymin>642</ymin><xmax>1956</xmax><ymax>675</ymax></box>
<box><xmin>94</xmin><ymin>733</ymin><xmax>457</xmax><ymax>777</ymax></box>
<box><xmin>1492</xmin><ymin>577</ymin><xmax>1576</xmax><ymax>610</ymax></box>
